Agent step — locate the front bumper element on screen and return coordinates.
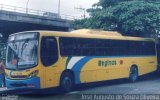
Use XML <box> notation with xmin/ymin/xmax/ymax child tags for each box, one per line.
<box><xmin>5</xmin><ymin>77</ymin><xmax>40</xmax><ymax>89</ymax></box>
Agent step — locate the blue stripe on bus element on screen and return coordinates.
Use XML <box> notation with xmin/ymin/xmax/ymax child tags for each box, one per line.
<box><xmin>71</xmin><ymin>55</ymin><xmax>155</xmax><ymax>84</ymax></box>
<box><xmin>72</xmin><ymin>57</ymin><xmax>92</xmax><ymax>84</ymax></box>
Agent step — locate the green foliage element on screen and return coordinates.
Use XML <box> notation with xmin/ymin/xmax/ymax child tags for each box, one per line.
<box><xmin>74</xmin><ymin>0</ymin><xmax>160</xmax><ymax>37</ymax></box>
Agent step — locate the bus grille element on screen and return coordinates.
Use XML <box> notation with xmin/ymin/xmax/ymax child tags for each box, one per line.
<box><xmin>10</xmin><ymin>75</ymin><xmax>28</xmax><ymax>79</ymax></box>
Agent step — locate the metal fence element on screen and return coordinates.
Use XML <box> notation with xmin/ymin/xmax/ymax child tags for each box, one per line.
<box><xmin>0</xmin><ymin>4</ymin><xmax>82</xmax><ymax>20</ymax></box>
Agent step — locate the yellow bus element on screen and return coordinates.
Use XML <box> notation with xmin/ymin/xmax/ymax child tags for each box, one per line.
<box><xmin>5</xmin><ymin>29</ymin><xmax>157</xmax><ymax>92</ymax></box>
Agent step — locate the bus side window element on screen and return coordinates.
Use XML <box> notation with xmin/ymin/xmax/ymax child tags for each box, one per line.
<box><xmin>40</xmin><ymin>37</ymin><xmax>58</xmax><ymax>66</ymax></box>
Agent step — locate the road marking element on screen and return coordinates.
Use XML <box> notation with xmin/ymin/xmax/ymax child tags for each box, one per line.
<box><xmin>66</xmin><ymin>91</ymin><xmax>80</xmax><ymax>95</ymax></box>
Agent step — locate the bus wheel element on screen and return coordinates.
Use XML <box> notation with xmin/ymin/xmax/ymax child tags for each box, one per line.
<box><xmin>129</xmin><ymin>66</ymin><xmax>138</xmax><ymax>82</ymax></box>
<box><xmin>60</xmin><ymin>72</ymin><xmax>74</xmax><ymax>92</ymax></box>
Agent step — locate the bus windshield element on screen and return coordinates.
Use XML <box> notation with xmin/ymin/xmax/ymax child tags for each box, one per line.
<box><xmin>6</xmin><ymin>32</ymin><xmax>38</xmax><ymax>70</ymax></box>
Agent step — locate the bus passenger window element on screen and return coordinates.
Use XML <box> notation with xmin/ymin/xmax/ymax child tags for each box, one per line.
<box><xmin>40</xmin><ymin>37</ymin><xmax>58</xmax><ymax>66</ymax></box>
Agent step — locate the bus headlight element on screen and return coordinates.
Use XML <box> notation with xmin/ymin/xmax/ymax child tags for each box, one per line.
<box><xmin>28</xmin><ymin>70</ymin><xmax>39</xmax><ymax>78</ymax></box>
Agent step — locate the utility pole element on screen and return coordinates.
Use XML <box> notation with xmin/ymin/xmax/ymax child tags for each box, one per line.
<box><xmin>26</xmin><ymin>0</ymin><xmax>30</xmax><ymax>14</ymax></box>
<box><xmin>75</xmin><ymin>6</ymin><xmax>86</xmax><ymax>19</ymax></box>
<box><xmin>58</xmin><ymin>0</ymin><xmax>61</xmax><ymax>15</ymax></box>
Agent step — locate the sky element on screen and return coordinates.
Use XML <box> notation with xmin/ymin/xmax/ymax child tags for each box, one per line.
<box><xmin>0</xmin><ymin>0</ymin><xmax>99</xmax><ymax>18</ymax></box>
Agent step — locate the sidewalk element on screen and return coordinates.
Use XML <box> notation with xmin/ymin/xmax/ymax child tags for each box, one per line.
<box><xmin>0</xmin><ymin>87</ymin><xmax>15</xmax><ymax>94</ymax></box>
<box><xmin>0</xmin><ymin>87</ymin><xmax>36</xmax><ymax>94</ymax></box>
<box><xmin>0</xmin><ymin>87</ymin><xmax>7</xmax><ymax>91</ymax></box>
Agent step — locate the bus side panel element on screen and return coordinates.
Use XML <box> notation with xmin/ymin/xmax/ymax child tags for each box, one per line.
<box><xmin>80</xmin><ymin>57</ymin><xmax>129</xmax><ymax>83</ymax></box>
<box><xmin>66</xmin><ymin>56</ymin><xmax>129</xmax><ymax>84</ymax></box>
<box><xmin>137</xmin><ymin>56</ymin><xmax>157</xmax><ymax>76</ymax></box>
<box><xmin>68</xmin><ymin>56</ymin><xmax>157</xmax><ymax>84</ymax></box>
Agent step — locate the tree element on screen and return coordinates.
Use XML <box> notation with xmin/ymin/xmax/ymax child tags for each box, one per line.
<box><xmin>74</xmin><ymin>0</ymin><xmax>160</xmax><ymax>37</ymax></box>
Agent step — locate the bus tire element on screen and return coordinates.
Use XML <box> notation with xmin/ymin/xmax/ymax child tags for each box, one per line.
<box><xmin>129</xmin><ymin>66</ymin><xmax>138</xmax><ymax>82</ymax></box>
<box><xmin>60</xmin><ymin>72</ymin><xmax>74</xmax><ymax>92</ymax></box>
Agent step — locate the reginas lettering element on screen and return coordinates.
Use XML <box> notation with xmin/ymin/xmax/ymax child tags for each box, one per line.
<box><xmin>98</xmin><ymin>60</ymin><xmax>116</xmax><ymax>67</ymax></box>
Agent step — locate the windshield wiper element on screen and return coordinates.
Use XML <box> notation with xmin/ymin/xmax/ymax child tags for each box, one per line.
<box><xmin>21</xmin><ymin>39</ymin><xmax>30</xmax><ymax>57</ymax></box>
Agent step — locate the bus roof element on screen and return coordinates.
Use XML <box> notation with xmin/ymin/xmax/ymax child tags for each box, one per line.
<box><xmin>10</xmin><ymin>29</ymin><xmax>154</xmax><ymax>42</ymax></box>
<box><xmin>71</xmin><ymin>29</ymin><xmax>122</xmax><ymax>36</ymax></box>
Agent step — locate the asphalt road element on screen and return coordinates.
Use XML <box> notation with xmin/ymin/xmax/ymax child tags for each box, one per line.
<box><xmin>1</xmin><ymin>73</ymin><xmax>160</xmax><ymax>100</ymax></box>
